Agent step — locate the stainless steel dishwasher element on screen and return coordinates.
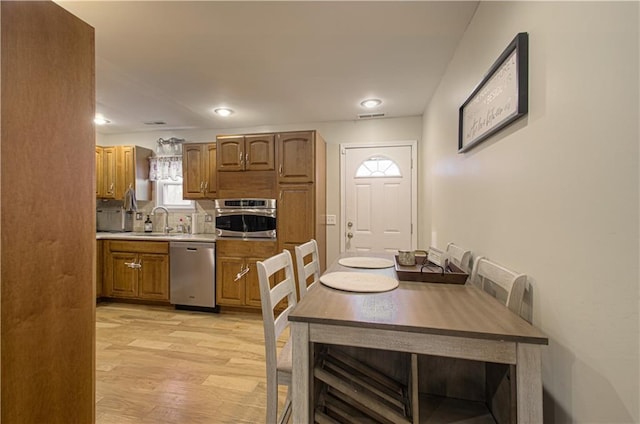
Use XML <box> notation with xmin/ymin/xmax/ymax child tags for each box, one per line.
<box><xmin>170</xmin><ymin>242</ymin><xmax>217</xmax><ymax>312</ymax></box>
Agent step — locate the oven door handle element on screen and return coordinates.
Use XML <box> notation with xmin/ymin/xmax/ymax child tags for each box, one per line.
<box><xmin>214</xmin><ymin>209</ymin><xmax>276</xmax><ymax>217</ymax></box>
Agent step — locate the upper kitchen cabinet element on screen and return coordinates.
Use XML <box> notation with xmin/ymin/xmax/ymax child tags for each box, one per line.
<box><xmin>217</xmin><ymin>134</ymin><xmax>277</xmax><ymax>199</ymax></box>
<box><xmin>98</xmin><ymin>146</ymin><xmax>117</xmax><ymax>199</ymax></box>
<box><xmin>96</xmin><ymin>145</ymin><xmax>152</xmax><ymax>201</ymax></box>
<box><xmin>217</xmin><ymin>134</ymin><xmax>275</xmax><ymax>171</ymax></box>
<box><xmin>116</xmin><ymin>145</ymin><xmax>152</xmax><ymax>200</ymax></box>
<box><xmin>277</xmin><ymin>131</ymin><xmax>317</xmax><ymax>183</ymax></box>
<box><xmin>183</xmin><ymin>142</ymin><xmax>217</xmax><ymax>199</ymax></box>
<box><xmin>96</xmin><ymin>146</ymin><xmax>104</xmax><ymax>197</ymax></box>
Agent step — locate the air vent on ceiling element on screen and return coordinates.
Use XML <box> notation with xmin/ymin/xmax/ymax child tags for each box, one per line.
<box><xmin>357</xmin><ymin>112</ymin><xmax>385</xmax><ymax>119</ymax></box>
<box><xmin>143</xmin><ymin>121</ymin><xmax>166</xmax><ymax>125</ymax></box>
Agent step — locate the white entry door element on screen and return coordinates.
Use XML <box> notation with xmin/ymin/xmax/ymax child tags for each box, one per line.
<box><xmin>341</xmin><ymin>143</ymin><xmax>416</xmax><ymax>253</ymax></box>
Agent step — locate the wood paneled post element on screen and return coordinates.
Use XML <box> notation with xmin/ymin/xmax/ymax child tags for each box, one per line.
<box><xmin>1</xmin><ymin>2</ymin><xmax>95</xmax><ymax>422</ymax></box>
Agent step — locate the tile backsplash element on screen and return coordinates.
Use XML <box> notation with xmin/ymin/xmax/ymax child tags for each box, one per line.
<box><xmin>136</xmin><ymin>200</ymin><xmax>216</xmax><ymax>233</ymax></box>
<box><xmin>98</xmin><ymin>199</ymin><xmax>216</xmax><ymax>234</ymax></box>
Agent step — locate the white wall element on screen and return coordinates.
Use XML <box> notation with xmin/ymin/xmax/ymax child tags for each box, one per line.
<box><xmin>98</xmin><ymin>116</ymin><xmax>423</xmax><ymax>264</ymax></box>
<box><xmin>421</xmin><ymin>2</ymin><xmax>639</xmax><ymax>422</ymax></box>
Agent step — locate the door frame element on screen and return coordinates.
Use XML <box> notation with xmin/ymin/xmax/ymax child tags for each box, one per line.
<box><xmin>339</xmin><ymin>141</ymin><xmax>418</xmax><ymax>253</ymax></box>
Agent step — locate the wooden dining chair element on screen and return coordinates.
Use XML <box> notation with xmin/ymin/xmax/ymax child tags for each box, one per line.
<box><xmin>257</xmin><ymin>250</ymin><xmax>298</xmax><ymax>424</ymax></box>
<box><xmin>445</xmin><ymin>242</ymin><xmax>472</xmax><ymax>273</ymax></box>
<box><xmin>294</xmin><ymin>239</ymin><xmax>320</xmax><ymax>299</ymax></box>
<box><xmin>469</xmin><ymin>256</ymin><xmax>527</xmax><ymax>318</ymax></box>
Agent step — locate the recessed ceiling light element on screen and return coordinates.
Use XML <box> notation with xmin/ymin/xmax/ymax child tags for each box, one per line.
<box><xmin>214</xmin><ymin>107</ymin><xmax>234</xmax><ymax>117</ymax></box>
<box><xmin>94</xmin><ymin>114</ymin><xmax>110</xmax><ymax>125</ymax></box>
<box><xmin>360</xmin><ymin>98</ymin><xmax>382</xmax><ymax>109</ymax></box>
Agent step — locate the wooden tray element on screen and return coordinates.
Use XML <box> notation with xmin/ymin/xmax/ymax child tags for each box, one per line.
<box><xmin>394</xmin><ymin>255</ymin><xmax>468</xmax><ymax>284</ymax></box>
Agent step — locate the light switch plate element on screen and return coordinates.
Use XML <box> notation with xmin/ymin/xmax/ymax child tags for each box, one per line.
<box><xmin>326</xmin><ymin>215</ymin><xmax>337</xmax><ymax>225</ymax></box>
<box><xmin>135</xmin><ymin>212</ymin><xmax>143</xmax><ymax>220</ymax></box>
<box><xmin>205</xmin><ymin>214</ymin><xmax>213</xmax><ymax>222</ymax></box>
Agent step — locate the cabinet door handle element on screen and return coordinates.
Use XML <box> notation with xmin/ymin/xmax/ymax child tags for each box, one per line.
<box><xmin>239</xmin><ymin>151</ymin><xmax>243</xmax><ymax>165</ymax></box>
<box><xmin>199</xmin><ymin>181</ymin><xmax>204</xmax><ymax>192</ymax></box>
<box><xmin>279</xmin><ymin>164</ymin><xmax>283</xmax><ymax>176</ymax></box>
<box><xmin>279</xmin><ymin>191</ymin><xmax>283</xmax><ymax>205</ymax></box>
<box><xmin>234</xmin><ymin>266</ymin><xmax>250</xmax><ymax>282</ymax></box>
<box><xmin>204</xmin><ymin>181</ymin><xmax>208</xmax><ymax>190</ymax></box>
<box><xmin>108</xmin><ymin>183</ymin><xmax>114</xmax><ymax>194</ymax></box>
<box><xmin>124</xmin><ymin>261</ymin><xmax>141</xmax><ymax>269</ymax></box>
<box><xmin>245</xmin><ymin>153</ymin><xmax>249</xmax><ymax>164</ymax></box>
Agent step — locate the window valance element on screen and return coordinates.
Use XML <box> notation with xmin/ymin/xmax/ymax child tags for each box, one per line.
<box><xmin>149</xmin><ymin>156</ymin><xmax>182</xmax><ymax>181</ymax></box>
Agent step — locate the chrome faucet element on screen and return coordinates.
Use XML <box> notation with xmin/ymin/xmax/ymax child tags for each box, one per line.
<box><xmin>151</xmin><ymin>206</ymin><xmax>173</xmax><ymax>234</ymax></box>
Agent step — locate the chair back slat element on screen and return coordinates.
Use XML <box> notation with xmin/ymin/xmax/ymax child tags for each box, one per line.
<box><xmin>271</xmin><ymin>278</ymin><xmax>295</xmax><ymax>307</ymax></box>
<box><xmin>294</xmin><ymin>239</ymin><xmax>320</xmax><ymax>299</ymax></box>
<box><xmin>470</xmin><ymin>256</ymin><xmax>527</xmax><ymax>318</ymax></box>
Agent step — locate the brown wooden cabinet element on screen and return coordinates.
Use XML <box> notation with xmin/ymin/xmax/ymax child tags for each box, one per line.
<box><xmin>183</xmin><ymin>142</ymin><xmax>217</xmax><ymax>199</ymax></box>
<box><xmin>216</xmin><ymin>239</ymin><xmax>277</xmax><ymax>309</ymax></box>
<box><xmin>217</xmin><ymin>135</ymin><xmax>244</xmax><ymax>171</ymax></box>
<box><xmin>108</xmin><ymin>251</ymin><xmax>138</xmax><ymax>298</ymax></box>
<box><xmin>217</xmin><ymin>134</ymin><xmax>275</xmax><ymax>171</ymax></box>
<box><xmin>138</xmin><ymin>253</ymin><xmax>171</xmax><ymax>300</ymax></box>
<box><xmin>96</xmin><ymin>147</ymin><xmax>104</xmax><ymax>197</ymax></box>
<box><xmin>101</xmin><ymin>146</ymin><xmax>117</xmax><ymax>198</ymax></box>
<box><xmin>276</xmin><ymin>131</ymin><xmax>327</xmax><ymax>273</ymax></box>
<box><xmin>278</xmin><ymin>183</ymin><xmax>315</xmax><ymax>247</ymax></box>
<box><xmin>96</xmin><ymin>240</ymin><xmax>103</xmax><ymax>298</ymax></box>
<box><xmin>213</xmin><ymin>128</ymin><xmax>326</xmax><ymax>281</ymax></box>
<box><xmin>116</xmin><ymin>145</ymin><xmax>153</xmax><ymax>200</ymax></box>
<box><xmin>216</xmin><ymin>256</ymin><xmax>245</xmax><ymax>305</ymax></box>
<box><xmin>96</xmin><ymin>145</ymin><xmax>152</xmax><ymax>200</ymax></box>
<box><xmin>277</xmin><ymin>131</ymin><xmax>315</xmax><ymax>183</ymax></box>
<box><xmin>103</xmin><ymin>240</ymin><xmax>169</xmax><ymax>302</ymax></box>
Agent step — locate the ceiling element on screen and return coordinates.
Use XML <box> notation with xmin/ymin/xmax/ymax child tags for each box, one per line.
<box><xmin>57</xmin><ymin>1</ymin><xmax>478</xmax><ymax>135</ymax></box>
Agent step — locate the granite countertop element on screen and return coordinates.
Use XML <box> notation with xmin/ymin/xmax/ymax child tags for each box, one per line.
<box><xmin>96</xmin><ymin>232</ymin><xmax>217</xmax><ymax>242</ymax></box>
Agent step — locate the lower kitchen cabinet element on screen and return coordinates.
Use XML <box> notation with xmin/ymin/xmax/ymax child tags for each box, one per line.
<box><xmin>96</xmin><ymin>240</ymin><xmax>103</xmax><ymax>298</ymax></box>
<box><xmin>216</xmin><ymin>239</ymin><xmax>277</xmax><ymax>309</ymax></box>
<box><xmin>104</xmin><ymin>240</ymin><xmax>169</xmax><ymax>302</ymax></box>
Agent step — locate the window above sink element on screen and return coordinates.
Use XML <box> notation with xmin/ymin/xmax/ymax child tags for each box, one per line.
<box><xmin>155</xmin><ymin>179</ymin><xmax>195</xmax><ymax>212</ymax></box>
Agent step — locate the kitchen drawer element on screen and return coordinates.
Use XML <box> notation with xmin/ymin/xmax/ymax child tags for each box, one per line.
<box><xmin>216</xmin><ymin>239</ymin><xmax>277</xmax><ymax>257</ymax></box>
<box><xmin>107</xmin><ymin>240</ymin><xmax>169</xmax><ymax>254</ymax></box>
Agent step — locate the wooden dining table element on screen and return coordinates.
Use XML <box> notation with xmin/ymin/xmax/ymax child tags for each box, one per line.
<box><xmin>289</xmin><ymin>253</ymin><xmax>548</xmax><ymax>423</ymax></box>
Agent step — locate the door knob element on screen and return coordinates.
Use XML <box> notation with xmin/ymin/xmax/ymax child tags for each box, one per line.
<box><xmin>347</xmin><ymin>221</ymin><xmax>353</xmax><ymax>228</ymax></box>
<box><xmin>347</xmin><ymin>232</ymin><xmax>353</xmax><ymax>239</ymax></box>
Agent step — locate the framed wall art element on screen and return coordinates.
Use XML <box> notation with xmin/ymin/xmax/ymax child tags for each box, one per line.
<box><xmin>458</xmin><ymin>32</ymin><xmax>528</xmax><ymax>153</ymax></box>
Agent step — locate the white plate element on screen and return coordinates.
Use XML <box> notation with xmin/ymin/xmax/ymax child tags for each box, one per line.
<box><xmin>320</xmin><ymin>271</ymin><xmax>399</xmax><ymax>292</ymax></box>
<box><xmin>338</xmin><ymin>257</ymin><xmax>394</xmax><ymax>269</ymax></box>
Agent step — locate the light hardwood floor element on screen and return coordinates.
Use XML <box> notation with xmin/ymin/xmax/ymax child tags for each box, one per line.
<box><xmin>96</xmin><ymin>302</ymin><xmax>288</xmax><ymax>424</ymax></box>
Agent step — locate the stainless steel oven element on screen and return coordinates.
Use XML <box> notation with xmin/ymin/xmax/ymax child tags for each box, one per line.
<box><xmin>214</xmin><ymin>198</ymin><xmax>276</xmax><ymax>238</ymax></box>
